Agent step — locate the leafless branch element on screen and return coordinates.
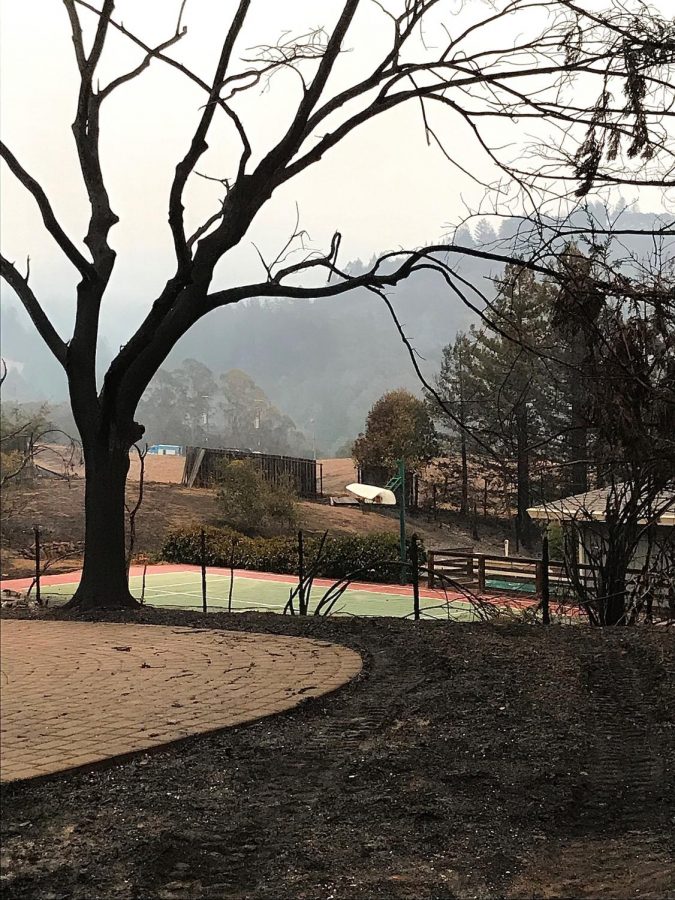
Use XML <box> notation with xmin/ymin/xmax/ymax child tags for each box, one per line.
<box><xmin>125</xmin><ymin>443</ymin><xmax>148</xmax><ymax>574</ymax></box>
<box><xmin>0</xmin><ymin>142</ymin><xmax>93</xmax><ymax>277</ymax></box>
<box><xmin>0</xmin><ymin>256</ymin><xmax>68</xmax><ymax>365</ymax></box>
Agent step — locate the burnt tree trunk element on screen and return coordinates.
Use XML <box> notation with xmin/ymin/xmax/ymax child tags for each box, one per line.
<box><xmin>569</xmin><ymin>376</ymin><xmax>589</xmax><ymax>495</ymax></box>
<box><xmin>597</xmin><ymin>529</ymin><xmax>631</xmax><ymax>626</ymax></box>
<box><xmin>515</xmin><ymin>402</ymin><xmax>534</xmax><ymax>547</ymax></box>
<box><xmin>459</xmin><ymin>429</ymin><xmax>469</xmax><ymax>516</ymax></box>
<box><xmin>601</xmin><ymin>573</ymin><xmax>627</xmax><ymax>626</ymax></box>
<box><xmin>67</xmin><ymin>417</ymin><xmax>140</xmax><ymax>610</ymax></box>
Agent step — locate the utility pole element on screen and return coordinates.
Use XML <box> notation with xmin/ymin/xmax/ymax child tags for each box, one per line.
<box><xmin>201</xmin><ymin>395</ymin><xmax>210</xmax><ymax>445</ymax></box>
<box><xmin>253</xmin><ymin>400</ymin><xmax>263</xmax><ymax>451</ymax></box>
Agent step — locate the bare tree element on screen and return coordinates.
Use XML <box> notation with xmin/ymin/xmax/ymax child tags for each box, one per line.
<box><xmin>125</xmin><ymin>443</ymin><xmax>148</xmax><ymax>576</ymax></box>
<box><xmin>1</xmin><ymin>1</ymin><xmax>673</xmax><ymax>607</ymax></box>
<box><xmin>555</xmin><ymin>479</ymin><xmax>674</xmax><ymax>624</ymax></box>
<box><xmin>1</xmin><ymin>361</ymin><xmax>81</xmax><ymax>526</ymax></box>
<box><xmin>561</xmin><ymin>261</ymin><xmax>675</xmax><ymax>624</ymax></box>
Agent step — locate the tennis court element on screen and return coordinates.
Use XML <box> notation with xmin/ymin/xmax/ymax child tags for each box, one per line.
<box><xmin>4</xmin><ymin>564</ymin><xmax>523</xmax><ymax>621</ymax></box>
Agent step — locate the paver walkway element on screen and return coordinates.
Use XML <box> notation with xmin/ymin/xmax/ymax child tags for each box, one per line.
<box><xmin>0</xmin><ymin>620</ymin><xmax>362</xmax><ymax>783</ymax></box>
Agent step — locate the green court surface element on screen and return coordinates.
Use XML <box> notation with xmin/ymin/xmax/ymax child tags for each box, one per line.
<box><xmin>43</xmin><ymin>570</ymin><xmax>481</xmax><ymax>621</ymax></box>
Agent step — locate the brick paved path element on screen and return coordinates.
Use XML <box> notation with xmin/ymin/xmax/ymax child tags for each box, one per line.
<box><xmin>0</xmin><ymin>621</ymin><xmax>362</xmax><ymax>783</ymax></box>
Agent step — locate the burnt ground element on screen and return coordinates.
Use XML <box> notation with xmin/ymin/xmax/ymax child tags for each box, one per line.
<box><xmin>1</xmin><ymin>607</ymin><xmax>674</xmax><ymax>900</ymax></box>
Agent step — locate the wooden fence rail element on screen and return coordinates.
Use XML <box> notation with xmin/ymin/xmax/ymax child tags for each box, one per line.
<box><xmin>427</xmin><ymin>549</ymin><xmax>653</xmax><ymax>600</ymax></box>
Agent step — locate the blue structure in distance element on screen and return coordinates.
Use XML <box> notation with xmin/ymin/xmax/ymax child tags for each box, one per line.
<box><xmin>147</xmin><ymin>444</ymin><xmax>183</xmax><ymax>456</ymax></box>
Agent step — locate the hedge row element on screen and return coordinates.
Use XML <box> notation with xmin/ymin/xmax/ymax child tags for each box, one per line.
<box><xmin>161</xmin><ymin>526</ymin><xmax>425</xmax><ymax>583</ymax></box>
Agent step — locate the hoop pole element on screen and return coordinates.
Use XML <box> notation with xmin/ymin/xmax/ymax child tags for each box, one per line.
<box><xmin>399</xmin><ymin>458</ymin><xmax>406</xmax><ymax>585</ymax></box>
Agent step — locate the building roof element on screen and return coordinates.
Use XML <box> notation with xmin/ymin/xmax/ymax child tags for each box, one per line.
<box><xmin>527</xmin><ymin>485</ymin><xmax>675</xmax><ymax>527</ymax></box>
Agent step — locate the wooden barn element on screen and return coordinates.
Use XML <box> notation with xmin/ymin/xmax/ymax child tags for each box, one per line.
<box><xmin>182</xmin><ymin>446</ymin><xmax>317</xmax><ymax>498</ymax></box>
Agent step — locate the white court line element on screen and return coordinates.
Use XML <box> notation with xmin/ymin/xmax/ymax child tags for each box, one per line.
<box><xmin>130</xmin><ymin>576</ymin><xmax>248</xmax><ymax>593</ymax></box>
<box><xmin>140</xmin><ymin>586</ymin><xmax>206</xmax><ymax>597</ymax></box>
<box><xmin>141</xmin><ymin>585</ymin><xmax>288</xmax><ymax>607</ymax></box>
<box><xmin>138</xmin><ymin>583</ymin><xmax>245</xmax><ymax>596</ymax></box>
<box><xmin>138</xmin><ymin>572</ymin><xmax>239</xmax><ymax>583</ymax></box>
<box><xmin>142</xmin><ymin>584</ymin><xmax>291</xmax><ymax>600</ymax></box>
<box><xmin>146</xmin><ymin>597</ymin><xmax>285</xmax><ymax>612</ymax></box>
<box><xmin>129</xmin><ymin>579</ymin><xmax>205</xmax><ymax>591</ymax></box>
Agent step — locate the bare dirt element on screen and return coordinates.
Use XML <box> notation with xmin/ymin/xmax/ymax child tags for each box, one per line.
<box><xmin>33</xmin><ymin>446</ymin><xmax>186</xmax><ymax>484</ymax></box>
<box><xmin>319</xmin><ymin>457</ymin><xmax>358</xmax><ymax>495</ymax></box>
<box><xmin>128</xmin><ymin>453</ymin><xmax>185</xmax><ymax>484</ymax></box>
<box><xmin>1</xmin><ymin>606</ymin><xmax>673</xmax><ymax>899</ymax></box>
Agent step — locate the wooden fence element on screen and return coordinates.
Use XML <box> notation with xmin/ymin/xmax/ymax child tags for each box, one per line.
<box><xmin>182</xmin><ymin>446</ymin><xmax>317</xmax><ymax>497</ymax></box>
<box><xmin>426</xmin><ymin>548</ymin><xmax>655</xmax><ymax>600</ymax></box>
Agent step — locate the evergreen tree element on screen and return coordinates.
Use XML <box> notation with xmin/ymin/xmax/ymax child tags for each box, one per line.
<box><xmin>473</xmin><ymin>218</ymin><xmax>498</xmax><ymax>247</ymax></box>
<box><xmin>138</xmin><ymin>359</ymin><xmax>217</xmax><ymax>446</ymax></box>
<box><xmin>138</xmin><ymin>362</ymin><xmax>309</xmax><ymax>455</ymax></box>
<box><xmin>462</xmin><ymin>264</ymin><xmax>557</xmax><ymax>545</ymax></box>
<box><xmin>431</xmin><ymin>332</ymin><xmax>476</xmax><ymax>515</ymax></box>
<box><xmin>218</xmin><ymin>369</ymin><xmax>310</xmax><ymax>456</ymax></box>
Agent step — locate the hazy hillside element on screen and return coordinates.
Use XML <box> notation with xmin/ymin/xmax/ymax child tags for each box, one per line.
<box><xmin>167</xmin><ymin>262</ymin><xmax>479</xmax><ymax>450</ymax></box>
<box><xmin>1</xmin><ymin>207</ymin><xmax>669</xmax><ymax>452</ymax></box>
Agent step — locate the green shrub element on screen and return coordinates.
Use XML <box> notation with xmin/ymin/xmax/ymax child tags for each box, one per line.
<box><xmin>546</xmin><ymin>523</ymin><xmax>565</xmax><ymax>561</ymax></box>
<box><xmin>162</xmin><ymin>526</ymin><xmax>425</xmax><ymax>584</ymax></box>
<box><xmin>216</xmin><ymin>458</ymin><xmax>297</xmax><ymax>534</ymax></box>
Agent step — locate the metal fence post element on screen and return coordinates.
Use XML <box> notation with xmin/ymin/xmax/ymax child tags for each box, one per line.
<box><xmin>228</xmin><ymin>538</ymin><xmax>237</xmax><ymax>613</ymax></box>
<box><xmin>411</xmin><ymin>533</ymin><xmax>420</xmax><ymax>621</ymax></box>
<box><xmin>34</xmin><ymin>525</ymin><xmax>41</xmax><ymax>606</ymax></box>
<box><xmin>298</xmin><ymin>530</ymin><xmax>306</xmax><ymax>615</ymax></box>
<box><xmin>200</xmin><ymin>527</ymin><xmax>207</xmax><ymax>614</ymax></box>
<box><xmin>399</xmin><ymin>459</ymin><xmax>407</xmax><ymax>585</ymax></box>
<box><xmin>428</xmin><ymin>550</ymin><xmax>435</xmax><ymax>589</ymax></box>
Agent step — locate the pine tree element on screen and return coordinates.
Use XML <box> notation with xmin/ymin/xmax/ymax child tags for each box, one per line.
<box><xmin>462</xmin><ymin>264</ymin><xmax>557</xmax><ymax>546</ymax></box>
<box><xmin>431</xmin><ymin>332</ymin><xmax>476</xmax><ymax>515</ymax></box>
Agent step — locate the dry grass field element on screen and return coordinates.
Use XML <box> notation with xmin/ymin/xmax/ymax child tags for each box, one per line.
<box><xmin>318</xmin><ymin>457</ymin><xmax>358</xmax><ymax>495</ymax></box>
<box><xmin>1</xmin><ymin>471</ymin><xmax>505</xmax><ymax>579</ymax></box>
